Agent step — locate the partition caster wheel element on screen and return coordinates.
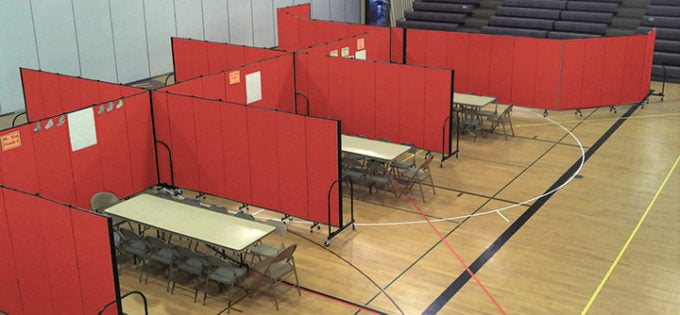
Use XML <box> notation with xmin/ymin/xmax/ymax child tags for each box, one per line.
<box><xmin>352</xmin><ymin>224</ymin><xmax>356</xmax><ymax>230</ymax></box>
<box><xmin>324</xmin><ymin>240</ymin><xmax>331</xmax><ymax>247</ymax></box>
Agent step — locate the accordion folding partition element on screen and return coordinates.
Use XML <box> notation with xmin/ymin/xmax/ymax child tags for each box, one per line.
<box><xmin>277</xmin><ymin>4</ymin><xmax>656</xmax><ymax>111</ymax></box>
<box><xmin>171</xmin><ymin>38</ymin><xmax>289</xmax><ymax>82</ymax></box>
<box><xmin>0</xmin><ymin>187</ymin><xmax>118</xmax><ymax>315</ymax></box>
<box><xmin>405</xmin><ymin>29</ymin><xmax>656</xmax><ymax>110</ymax></box>
<box><xmin>0</xmin><ymin>71</ymin><xmax>158</xmax><ymax>314</ymax></box>
<box><xmin>151</xmin><ymin>91</ymin><xmax>342</xmax><ymax>227</ymax></box>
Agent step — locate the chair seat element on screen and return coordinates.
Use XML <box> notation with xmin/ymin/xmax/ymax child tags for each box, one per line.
<box><xmin>149</xmin><ymin>248</ymin><xmax>176</xmax><ymax>265</ymax></box>
<box><xmin>391</xmin><ymin>161</ymin><xmax>412</xmax><ymax>169</ymax></box>
<box><xmin>177</xmin><ymin>257</ymin><xmax>208</xmax><ymax>275</ymax></box>
<box><xmin>252</xmin><ymin>244</ymin><xmax>283</xmax><ymax>258</ymax></box>
<box><xmin>210</xmin><ymin>266</ymin><xmax>247</xmax><ymax>283</ymax></box>
<box><xmin>402</xmin><ymin>168</ymin><xmax>429</xmax><ymax>180</ymax></box>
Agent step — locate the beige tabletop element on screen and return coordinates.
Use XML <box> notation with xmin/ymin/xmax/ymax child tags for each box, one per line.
<box><xmin>342</xmin><ymin>135</ymin><xmax>411</xmax><ymax>161</ymax></box>
<box><xmin>453</xmin><ymin>93</ymin><xmax>497</xmax><ymax>107</ymax></box>
<box><xmin>105</xmin><ymin>194</ymin><xmax>275</xmax><ymax>252</ymax></box>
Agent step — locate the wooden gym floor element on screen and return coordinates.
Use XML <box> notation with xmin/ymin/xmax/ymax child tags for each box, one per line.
<box><xmin>8</xmin><ymin>80</ymin><xmax>677</xmax><ymax>314</ymax></box>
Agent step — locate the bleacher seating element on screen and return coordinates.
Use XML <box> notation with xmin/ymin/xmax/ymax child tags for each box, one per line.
<box><xmin>398</xmin><ymin>0</ymin><xmax>482</xmax><ymax>31</ymax></box>
<box><xmin>638</xmin><ymin>0</ymin><xmax>680</xmax><ymax>82</ymax></box>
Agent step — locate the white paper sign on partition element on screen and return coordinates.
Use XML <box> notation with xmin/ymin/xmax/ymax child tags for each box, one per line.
<box><xmin>356</xmin><ymin>50</ymin><xmax>367</xmax><ymax>60</ymax></box>
<box><xmin>67</xmin><ymin>107</ymin><xmax>97</xmax><ymax>151</ymax></box>
<box><xmin>246</xmin><ymin>71</ymin><xmax>262</xmax><ymax>104</ymax></box>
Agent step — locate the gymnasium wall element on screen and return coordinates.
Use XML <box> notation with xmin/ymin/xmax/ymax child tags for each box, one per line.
<box><xmin>295</xmin><ymin>53</ymin><xmax>453</xmax><ymax>152</ymax></box>
<box><xmin>152</xmin><ymin>92</ymin><xmax>341</xmax><ymax>226</ymax></box>
<box><xmin>21</xmin><ymin>68</ymin><xmax>143</xmax><ymax>122</ymax></box>
<box><xmin>162</xmin><ymin>54</ymin><xmax>296</xmax><ymax>113</ymax></box>
<box><xmin>406</xmin><ymin>29</ymin><xmax>656</xmax><ymax>109</ymax></box>
<box><xmin>1</xmin><ymin>0</ymin><xmax>359</xmax><ymax>114</ymax></box>
<box><xmin>0</xmin><ymin>187</ymin><xmax>118</xmax><ymax>315</ymax></box>
<box><xmin>0</xmin><ymin>92</ymin><xmax>157</xmax><ymax>210</ymax></box>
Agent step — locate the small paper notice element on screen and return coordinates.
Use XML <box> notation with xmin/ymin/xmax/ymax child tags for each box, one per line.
<box><xmin>246</xmin><ymin>71</ymin><xmax>262</xmax><ymax>104</ymax></box>
<box><xmin>68</xmin><ymin>107</ymin><xmax>97</xmax><ymax>151</ymax></box>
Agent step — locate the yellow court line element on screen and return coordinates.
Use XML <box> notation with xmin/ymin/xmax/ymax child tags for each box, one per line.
<box><xmin>581</xmin><ymin>153</ymin><xmax>680</xmax><ymax>314</ymax></box>
<box><xmin>515</xmin><ymin>112</ymin><xmax>680</xmax><ymax>128</ymax></box>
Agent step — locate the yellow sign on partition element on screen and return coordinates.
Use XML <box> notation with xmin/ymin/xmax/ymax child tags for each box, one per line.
<box><xmin>1</xmin><ymin>130</ymin><xmax>22</xmax><ymax>151</ymax></box>
<box><xmin>357</xmin><ymin>38</ymin><xmax>365</xmax><ymax>50</ymax></box>
<box><xmin>330</xmin><ymin>50</ymin><xmax>338</xmax><ymax>57</ymax></box>
<box><xmin>341</xmin><ymin>47</ymin><xmax>350</xmax><ymax>57</ymax></box>
<box><xmin>229</xmin><ymin>71</ymin><xmax>240</xmax><ymax>85</ymax></box>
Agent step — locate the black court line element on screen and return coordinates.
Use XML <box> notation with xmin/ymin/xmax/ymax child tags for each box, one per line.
<box><xmin>423</xmin><ymin>102</ymin><xmax>641</xmax><ymax>314</ymax></box>
<box><xmin>282</xmin><ymin>282</ymin><xmax>388</xmax><ymax>315</ymax></box>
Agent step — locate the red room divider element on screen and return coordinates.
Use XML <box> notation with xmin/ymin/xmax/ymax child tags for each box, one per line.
<box><xmin>151</xmin><ymin>92</ymin><xmax>341</xmax><ymax>226</ymax></box>
<box><xmin>294</xmin><ymin>53</ymin><xmax>453</xmax><ymax>153</ymax></box>
<box><xmin>21</xmin><ymin>69</ymin><xmax>143</xmax><ymax>122</ymax></box>
<box><xmin>172</xmin><ymin>38</ymin><xmax>288</xmax><ymax>82</ymax></box>
<box><xmin>0</xmin><ymin>187</ymin><xmax>119</xmax><ymax>315</ymax></box>
<box><xmin>277</xmin><ymin>4</ymin><xmax>384</xmax><ymax>52</ymax></box>
<box><xmin>0</xmin><ymin>92</ymin><xmax>157</xmax><ymax>209</ymax></box>
<box><xmin>162</xmin><ymin>54</ymin><xmax>296</xmax><ymax>113</ymax></box>
<box><xmin>405</xmin><ymin>29</ymin><xmax>656</xmax><ymax>110</ymax></box>
<box><xmin>299</xmin><ymin>28</ymin><xmax>391</xmax><ymax>63</ymax></box>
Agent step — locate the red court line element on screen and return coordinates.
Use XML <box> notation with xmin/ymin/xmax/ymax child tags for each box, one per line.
<box><xmin>408</xmin><ymin>197</ymin><xmax>506</xmax><ymax>314</ymax></box>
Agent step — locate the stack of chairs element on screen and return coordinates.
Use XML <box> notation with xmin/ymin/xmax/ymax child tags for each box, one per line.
<box><xmin>638</xmin><ymin>0</ymin><xmax>680</xmax><ymax>82</ymax></box>
<box><xmin>397</xmin><ymin>0</ymin><xmax>479</xmax><ymax>31</ymax></box>
<box><xmin>483</xmin><ymin>0</ymin><xmax>618</xmax><ymax>38</ymax></box>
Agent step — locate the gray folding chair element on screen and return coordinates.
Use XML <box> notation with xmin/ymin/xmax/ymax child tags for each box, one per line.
<box><xmin>90</xmin><ymin>192</ymin><xmax>131</xmax><ymax>229</ymax></box>
<box><xmin>251</xmin><ymin>219</ymin><xmax>287</xmax><ymax>263</ymax></box>
<box><xmin>398</xmin><ymin>153</ymin><xmax>436</xmax><ymax>202</ymax></box>
<box><xmin>202</xmin><ymin>255</ymin><xmax>248</xmax><ymax>311</ymax></box>
<box><xmin>248</xmin><ymin>244</ymin><xmax>301</xmax><ymax>310</ymax></box>
<box><xmin>171</xmin><ymin>245</ymin><xmax>211</xmax><ymax>302</ymax></box>
<box><xmin>141</xmin><ymin>236</ymin><xmax>179</xmax><ymax>291</ymax></box>
<box><xmin>485</xmin><ymin>104</ymin><xmax>515</xmax><ymax>140</ymax></box>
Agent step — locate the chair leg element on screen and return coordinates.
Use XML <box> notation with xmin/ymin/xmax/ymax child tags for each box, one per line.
<box><xmin>418</xmin><ymin>182</ymin><xmax>425</xmax><ymax>202</ymax></box>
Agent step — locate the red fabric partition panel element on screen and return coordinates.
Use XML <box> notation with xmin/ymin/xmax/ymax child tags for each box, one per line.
<box><xmin>206</xmin><ymin>41</ymin><xmax>228</xmax><ymax>74</ymax></box>
<box><xmin>124</xmin><ymin>93</ymin><xmax>157</xmax><ymax>193</ymax></box>
<box><xmin>58</xmin><ymin>75</ymin><xmax>82</xmax><ymax>114</ymax></box>
<box><xmin>277</xmin><ymin>54</ymin><xmax>296</xmax><ymax>113</ymax></box>
<box><xmin>351</xmin><ymin>61</ymin><xmax>377</xmax><ymax>138</ymax></box>
<box><xmin>97</xmin><ymin>84</ymin><xmax>124</xmax><ymax>106</ymax></box>
<box><xmin>21</xmin><ymin>69</ymin><xmax>45</xmax><ymax>121</ymax></box>
<box><xmin>300</xmin><ymin>29</ymin><xmax>391</xmax><ymax>63</ymax></box>
<box><xmin>201</xmin><ymin>72</ymin><xmax>227</xmax><ymax>101</ymax></box>
<box><xmin>257</xmin><ymin>61</ymin><xmax>281</xmax><ymax>110</ymax></box>
<box><xmin>559</xmin><ymin>39</ymin><xmax>587</xmax><ymax>110</ymax></box>
<box><xmin>581</xmin><ymin>39</ymin><xmax>607</xmax><ymax>108</ymax></box>
<box><xmin>424</xmin><ymin>68</ymin><xmax>453</xmax><ymax>152</ymax></box>
<box><xmin>38</xmin><ymin>71</ymin><xmax>62</xmax><ymax>119</ymax></box>
<box><xmin>225</xmin><ymin>44</ymin><xmax>247</xmax><ymax>69</ymax></box>
<box><xmin>294</xmin><ymin>53</ymin><xmax>309</xmax><ymax>114</ymax></box>
<box><xmin>328</xmin><ymin>58</ymin><xmax>354</xmax><ymax>135</ymax></box>
<box><xmin>488</xmin><ymin>35</ymin><xmax>515</xmax><ymax>104</ymax></box>
<box><xmin>246</xmin><ymin>107</ymin><xmax>281</xmax><ymax>210</ymax></box>
<box><xmin>277</xmin><ymin>8</ymin><xmax>300</xmax><ymax>52</ymax></box>
<box><xmin>390</xmin><ymin>28</ymin><xmax>404</xmax><ymax>63</ymax></box>
<box><xmin>191</xmin><ymin>39</ymin><xmax>212</xmax><ymax>79</ymax></box>
<box><xmin>642</xmin><ymin>30</ymin><xmax>656</xmax><ymax>97</ymax></box>
<box><xmin>3</xmin><ymin>190</ymin><xmax>56</xmax><ymax>314</ymax></box>
<box><xmin>70</xmin><ymin>209</ymin><xmax>117</xmax><ymax>315</ymax></box>
<box><xmin>374</xmin><ymin>62</ymin><xmax>402</xmax><ymax>142</ymax></box>
<box><xmin>305</xmin><ymin>54</ymin><xmax>331</xmax><ymax>117</ymax></box>
<box><xmin>33</xmin><ymin>118</ymin><xmax>77</xmax><ymax>205</ymax></box>
<box><xmin>0</xmin><ymin>189</ymin><xmax>22</xmax><ymax>314</ymax></box>
<box><xmin>221</xmin><ymin>103</ymin><xmax>252</xmax><ymax>202</ymax></box>
<box><xmin>70</xmin><ymin>136</ymin><xmax>105</xmax><ymax>210</ymax></box>
<box><xmin>446</xmin><ymin>32</ymin><xmax>472</xmax><ymax>93</ymax></box>
<box><xmin>425</xmin><ymin>30</ymin><xmax>449</xmax><ymax>69</ymax></box>
<box><xmin>168</xmin><ymin>95</ymin><xmax>200</xmax><ymax>189</ymax></box>
<box><xmin>305</xmin><ymin>117</ymin><xmax>340</xmax><ymax>226</ymax></box>
<box><xmin>399</xmin><ymin>66</ymin><xmax>426</xmax><ymax>146</ymax></box>
<box><xmin>406</xmin><ymin>29</ymin><xmax>428</xmax><ymax>67</ymax></box>
<box><xmin>38</xmin><ymin>197</ymin><xmax>85</xmax><ymax>315</ymax></box>
<box><xmin>620</xmin><ymin>35</ymin><xmax>648</xmax><ymax>103</ymax></box>
<box><xmin>468</xmin><ymin>35</ymin><xmax>493</xmax><ymax>96</ymax></box>
<box><xmin>151</xmin><ymin>92</ymin><xmax>172</xmax><ymax>185</ymax></box>
<box><xmin>0</xmin><ymin>125</ymin><xmax>40</xmax><ymax>193</ymax></box>
<box><xmin>511</xmin><ymin>37</ymin><xmax>539</xmax><ymax>108</ymax></box>
<box><xmin>534</xmin><ymin>40</ymin><xmax>562</xmax><ymax>109</ymax></box>
<box><xmin>600</xmin><ymin>37</ymin><xmax>627</xmax><ymax>107</ymax></box>
<box><xmin>96</xmin><ymin>104</ymin><xmax>133</xmax><ymax>199</ymax></box>
<box><xmin>226</xmin><ymin>70</ymin><xmax>247</xmax><ymax>105</ymax></box>
<box><xmin>173</xmin><ymin>38</ymin><xmax>196</xmax><ymax>82</ymax></box>
<box><xmin>79</xmin><ymin>78</ymin><xmax>103</xmax><ymax>107</ymax></box>
<box><xmin>276</xmin><ymin>114</ymin><xmax>309</xmax><ymax>216</ymax></box>
<box><xmin>194</xmin><ymin>98</ymin><xmax>226</xmax><ymax>197</ymax></box>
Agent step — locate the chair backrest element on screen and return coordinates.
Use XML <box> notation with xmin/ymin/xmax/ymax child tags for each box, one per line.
<box><xmin>145</xmin><ymin>236</ymin><xmax>170</xmax><ymax>250</ymax></box>
<box><xmin>274</xmin><ymin>244</ymin><xmax>297</xmax><ymax>265</ymax></box>
<box><xmin>367</xmin><ymin>161</ymin><xmax>389</xmax><ymax>175</ymax></box>
<box><xmin>264</xmin><ymin>219</ymin><xmax>287</xmax><ymax>248</ymax></box>
<box><xmin>90</xmin><ymin>192</ymin><xmax>119</xmax><ymax>212</ymax></box>
<box><xmin>400</xmin><ymin>142</ymin><xmax>417</xmax><ymax>153</ymax></box>
<box><xmin>119</xmin><ymin>228</ymin><xmax>142</xmax><ymax>242</ymax></box>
